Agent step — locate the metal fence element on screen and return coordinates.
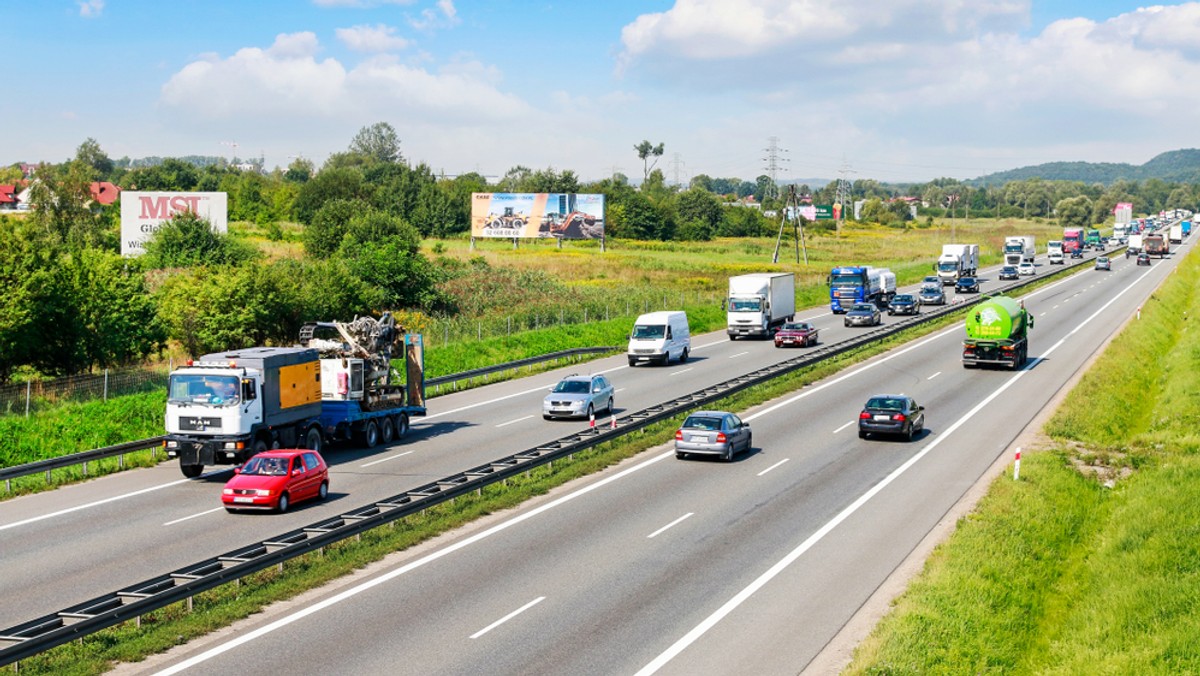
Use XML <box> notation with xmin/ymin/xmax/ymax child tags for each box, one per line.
<box><xmin>0</xmin><ymin>366</ymin><xmax>169</xmax><ymax>417</ymax></box>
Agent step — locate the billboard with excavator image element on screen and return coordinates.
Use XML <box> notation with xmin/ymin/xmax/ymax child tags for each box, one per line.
<box><xmin>471</xmin><ymin>193</ymin><xmax>605</xmax><ymax>239</ymax></box>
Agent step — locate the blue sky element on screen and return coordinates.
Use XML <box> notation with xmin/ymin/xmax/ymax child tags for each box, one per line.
<box><xmin>3</xmin><ymin>0</ymin><xmax>1198</xmax><ymax>182</ymax></box>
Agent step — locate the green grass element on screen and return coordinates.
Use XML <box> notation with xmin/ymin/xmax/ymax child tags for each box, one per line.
<box><xmin>845</xmin><ymin>243</ymin><xmax>1200</xmax><ymax>674</ymax></box>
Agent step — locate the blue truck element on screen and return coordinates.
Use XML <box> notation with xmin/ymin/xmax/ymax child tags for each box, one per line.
<box><xmin>827</xmin><ymin>266</ymin><xmax>897</xmax><ymax>313</ymax></box>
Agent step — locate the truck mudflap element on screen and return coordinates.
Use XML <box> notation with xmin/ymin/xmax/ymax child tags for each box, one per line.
<box><xmin>962</xmin><ymin>340</ymin><xmax>1027</xmax><ymax>370</ymax></box>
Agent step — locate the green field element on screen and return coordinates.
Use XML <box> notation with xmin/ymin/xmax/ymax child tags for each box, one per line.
<box><xmin>845</xmin><ymin>241</ymin><xmax>1200</xmax><ymax>673</ymax></box>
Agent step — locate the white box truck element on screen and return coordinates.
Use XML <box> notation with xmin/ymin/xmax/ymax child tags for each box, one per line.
<box><xmin>1003</xmin><ymin>236</ymin><xmax>1034</xmax><ymax>265</ymax></box>
<box><xmin>1047</xmin><ymin>240</ymin><xmax>1064</xmax><ymax>265</ymax></box>
<box><xmin>937</xmin><ymin>244</ymin><xmax>979</xmax><ymax>284</ymax></box>
<box><xmin>727</xmin><ymin>273</ymin><xmax>796</xmax><ymax>339</ymax></box>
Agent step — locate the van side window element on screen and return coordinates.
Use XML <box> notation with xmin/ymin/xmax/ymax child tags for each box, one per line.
<box><xmin>666</xmin><ymin>327</ymin><xmax>672</xmax><ymax>339</ymax></box>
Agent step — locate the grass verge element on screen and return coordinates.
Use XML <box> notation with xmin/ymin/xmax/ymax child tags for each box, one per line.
<box><xmin>844</xmin><ymin>245</ymin><xmax>1200</xmax><ymax>674</ymax></box>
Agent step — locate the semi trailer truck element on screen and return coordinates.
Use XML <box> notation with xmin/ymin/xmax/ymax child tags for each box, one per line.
<box><xmin>827</xmin><ymin>266</ymin><xmax>896</xmax><ymax>313</ymax></box>
<box><xmin>962</xmin><ymin>295</ymin><xmax>1033</xmax><ymax>370</ymax></box>
<box><xmin>936</xmin><ymin>244</ymin><xmax>979</xmax><ymax>284</ymax></box>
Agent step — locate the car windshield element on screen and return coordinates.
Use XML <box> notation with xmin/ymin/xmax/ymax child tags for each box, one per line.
<box><xmin>921</xmin><ymin>288</ymin><xmax>939</xmax><ymax>295</ymax></box>
<box><xmin>682</xmin><ymin>415</ymin><xmax>722</xmax><ymax>431</ymax></box>
<box><xmin>959</xmin><ymin>278</ymin><xmax>975</xmax><ymax>284</ymax></box>
<box><xmin>781</xmin><ymin>323</ymin><xmax>809</xmax><ymax>331</ymax></box>
<box><xmin>730</xmin><ymin>298</ymin><xmax>763</xmax><ymax>312</ymax></box>
<box><xmin>242</xmin><ymin>456</ymin><xmax>289</xmax><ymax>476</ymax></box>
<box><xmin>893</xmin><ymin>295</ymin><xmax>913</xmax><ymax>303</ymax></box>
<box><xmin>851</xmin><ymin>304</ymin><xmax>874</xmax><ymax>312</ymax></box>
<box><xmin>168</xmin><ymin>374</ymin><xmax>240</xmax><ymax>406</ymax></box>
<box><xmin>866</xmin><ymin>397</ymin><xmax>905</xmax><ymax>411</ymax></box>
<box><xmin>631</xmin><ymin>324</ymin><xmax>665</xmax><ymax>340</ymax></box>
<box><xmin>553</xmin><ymin>380</ymin><xmax>591</xmax><ymax>394</ymax></box>
<box><xmin>1003</xmin><ymin>267</ymin><xmax>1016</xmax><ymax>273</ymax></box>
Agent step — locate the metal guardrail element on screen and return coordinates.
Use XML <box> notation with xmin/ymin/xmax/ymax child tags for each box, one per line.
<box><xmin>0</xmin><ymin>254</ymin><xmax>1101</xmax><ymax>665</ymax></box>
<box><xmin>0</xmin><ymin>348</ymin><xmax>620</xmax><ymax>490</ymax></box>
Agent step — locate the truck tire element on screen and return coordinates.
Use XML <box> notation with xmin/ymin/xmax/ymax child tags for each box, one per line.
<box><xmin>180</xmin><ymin>463</ymin><xmax>204</xmax><ymax>478</ymax></box>
<box><xmin>680</xmin><ymin>348</ymin><xmax>689</xmax><ymax>363</ymax></box>
<box><xmin>395</xmin><ymin>414</ymin><xmax>409</xmax><ymax>439</ymax></box>
<box><xmin>363</xmin><ymin>420</ymin><xmax>380</xmax><ymax>448</ymax></box>
<box><xmin>252</xmin><ymin>439</ymin><xmax>269</xmax><ymax>456</ymax></box>
<box><xmin>380</xmin><ymin>416</ymin><xmax>396</xmax><ymax>444</ymax></box>
<box><xmin>302</xmin><ymin>427</ymin><xmax>323</xmax><ymax>454</ymax></box>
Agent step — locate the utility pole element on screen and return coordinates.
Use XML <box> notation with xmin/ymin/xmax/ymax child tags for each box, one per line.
<box><xmin>835</xmin><ymin>162</ymin><xmax>855</xmax><ymax>233</ymax></box>
<box><xmin>772</xmin><ymin>185</ymin><xmax>808</xmax><ymax>265</ymax></box>
<box><xmin>762</xmin><ymin>137</ymin><xmax>789</xmax><ymax>202</ymax></box>
<box><xmin>668</xmin><ymin>153</ymin><xmax>686</xmax><ymax>187</ymax></box>
<box><xmin>220</xmin><ymin>140</ymin><xmax>239</xmax><ymax>166</ymax></box>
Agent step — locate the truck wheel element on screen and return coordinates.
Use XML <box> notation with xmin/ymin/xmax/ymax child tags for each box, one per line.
<box><xmin>252</xmin><ymin>439</ymin><xmax>269</xmax><ymax>456</ymax></box>
<box><xmin>680</xmin><ymin>348</ymin><xmax>689</xmax><ymax>363</ymax></box>
<box><xmin>395</xmin><ymin>414</ymin><xmax>409</xmax><ymax>439</ymax></box>
<box><xmin>180</xmin><ymin>463</ymin><xmax>204</xmax><ymax>478</ymax></box>
<box><xmin>303</xmin><ymin>427</ymin><xmax>323</xmax><ymax>454</ymax></box>
<box><xmin>363</xmin><ymin>420</ymin><xmax>380</xmax><ymax>448</ymax></box>
<box><xmin>380</xmin><ymin>416</ymin><xmax>396</xmax><ymax>444</ymax></box>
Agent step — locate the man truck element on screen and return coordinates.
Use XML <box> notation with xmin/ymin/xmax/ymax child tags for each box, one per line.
<box><xmin>164</xmin><ymin>313</ymin><xmax>426</xmax><ymax>477</ymax></box>
<box><xmin>1062</xmin><ymin>228</ymin><xmax>1084</xmax><ymax>254</ymax></box>
<box><xmin>1003</xmin><ymin>236</ymin><xmax>1036</xmax><ymax>266</ymax></box>
<box><xmin>936</xmin><ymin>244</ymin><xmax>979</xmax><ymax>285</ymax></box>
<box><xmin>827</xmin><ymin>266</ymin><xmax>896</xmax><ymax>313</ymax></box>
<box><xmin>962</xmin><ymin>295</ymin><xmax>1033</xmax><ymax>370</ymax></box>
<box><xmin>727</xmin><ymin>273</ymin><xmax>796</xmax><ymax>338</ymax></box>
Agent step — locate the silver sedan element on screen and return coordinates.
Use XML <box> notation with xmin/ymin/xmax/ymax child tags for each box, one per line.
<box><xmin>674</xmin><ymin>410</ymin><xmax>752</xmax><ymax>462</ymax></box>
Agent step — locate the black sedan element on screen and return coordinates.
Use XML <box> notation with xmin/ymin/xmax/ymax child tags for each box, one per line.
<box><xmin>887</xmin><ymin>294</ymin><xmax>920</xmax><ymax>316</ymax></box>
<box><xmin>1136</xmin><ymin>252</ymin><xmax>1151</xmax><ymax>266</ymax></box>
<box><xmin>998</xmin><ymin>266</ymin><xmax>1019</xmax><ymax>280</ymax></box>
<box><xmin>919</xmin><ymin>285</ymin><xmax>946</xmax><ymax>305</ymax></box>
<box><xmin>858</xmin><ymin>394</ymin><xmax>925</xmax><ymax>441</ymax></box>
<box><xmin>955</xmin><ymin>276</ymin><xmax>980</xmax><ymax>293</ymax></box>
<box><xmin>844</xmin><ymin>303</ymin><xmax>882</xmax><ymax>327</ymax></box>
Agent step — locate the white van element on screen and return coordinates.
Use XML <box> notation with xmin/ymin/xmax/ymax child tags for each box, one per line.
<box><xmin>627</xmin><ymin>311</ymin><xmax>690</xmax><ymax>367</ymax></box>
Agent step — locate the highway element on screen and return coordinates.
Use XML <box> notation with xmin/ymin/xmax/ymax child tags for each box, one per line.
<box><xmin>80</xmin><ymin>238</ymin><xmax>1185</xmax><ymax>674</ymax></box>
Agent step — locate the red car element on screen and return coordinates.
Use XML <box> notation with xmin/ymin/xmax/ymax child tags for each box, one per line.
<box><xmin>222</xmin><ymin>449</ymin><xmax>329</xmax><ymax>513</ymax></box>
<box><xmin>774</xmin><ymin>321</ymin><xmax>819</xmax><ymax>347</ymax></box>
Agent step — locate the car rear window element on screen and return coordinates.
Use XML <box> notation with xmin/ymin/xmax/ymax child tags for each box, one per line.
<box><xmin>866</xmin><ymin>398</ymin><xmax>904</xmax><ymax>411</ymax></box>
<box><xmin>683</xmin><ymin>416</ymin><xmax>722</xmax><ymax>431</ymax></box>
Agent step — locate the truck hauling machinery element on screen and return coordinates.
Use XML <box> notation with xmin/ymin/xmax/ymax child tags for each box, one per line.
<box><xmin>726</xmin><ymin>273</ymin><xmax>796</xmax><ymax>339</ymax></box>
<box><xmin>936</xmin><ymin>244</ymin><xmax>979</xmax><ymax>284</ymax></box>
<box><xmin>827</xmin><ymin>266</ymin><xmax>896</xmax><ymax>313</ymax></box>
<box><xmin>962</xmin><ymin>295</ymin><xmax>1033</xmax><ymax>370</ymax></box>
<box><xmin>164</xmin><ymin>313</ymin><xmax>426</xmax><ymax>477</ymax></box>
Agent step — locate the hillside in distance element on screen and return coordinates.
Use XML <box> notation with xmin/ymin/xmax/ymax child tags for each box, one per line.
<box><xmin>971</xmin><ymin>149</ymin><xmax>1200</xmax><ymax>185</ymax></box>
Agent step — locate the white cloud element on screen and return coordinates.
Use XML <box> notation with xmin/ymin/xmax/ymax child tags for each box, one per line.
<box><xmin>78</xmin><ymin>0</ymin><xmax>104</xmax><ymax>18</ymax></box>
<box><xmin>159</xmin><ymin>32</ymin><xmax>526</xmax><ymax>123</ymax></box>
<box><xmin>336</xmin><ymin>24</ymin><xmax>411</xmax><ymax>52</ymax></box>
<box><xmin>410</xmin><ymin>0</ymin><xmax>461</xmax><ymax>30</ymax></box>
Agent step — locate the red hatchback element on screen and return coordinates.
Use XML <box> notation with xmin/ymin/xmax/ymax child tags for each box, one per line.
<box><xmin>222</xmin><ymin>450</ymin><xmax>329</xmax><ymax>513</ymax></box>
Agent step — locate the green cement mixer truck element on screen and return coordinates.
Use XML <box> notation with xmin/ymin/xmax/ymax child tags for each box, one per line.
<box><xmin>962</xmin><ymin>295</ymin><xmax>1033</xmax><ymax>370</ymax></box>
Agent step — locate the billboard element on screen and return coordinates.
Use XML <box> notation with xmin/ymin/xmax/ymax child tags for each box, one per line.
<box><xmin>471</xmin><ymin>193</ymin><xmax>605</xmax><ymax>239</ymax></box>
<box><xmin>120</xmin><ymin>191</ymin><xmax>228</xmax><ymax>256</ymax></box>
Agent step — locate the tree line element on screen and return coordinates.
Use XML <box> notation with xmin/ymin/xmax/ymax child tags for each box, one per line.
<box><xmin>3</xmin><ymin>122</ymin><xmax>1199</xmax><ymax>383</ymax></box>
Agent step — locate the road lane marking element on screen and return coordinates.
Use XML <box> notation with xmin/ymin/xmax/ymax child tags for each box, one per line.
<box><xmin>496</xmin><ymin>415</ymin><xmax>533</xmax><ymax>428</ymax></box>
<box><xmin>757</xmin><ymin>459</ymin><xmax>789</xmax><ymax>476</ymax></box>
<box><xmin>163</xmin><ymin>507</ymin><xmax>223</xmax><ymax>526</ymax></box>
<box><xmin>926</xmin><ymin>371</ymin><xmax>942</xmax><ymax>380</ymax></box>
<box><xmin>1040</xmin><ymin>312</ymin><xmax>1047</xmax><ymax>317</ymax></box>
<box><xmin>729</xmin><ymin>352</ymin><xmax>749</xmax><ymax>359</ymax></box>
<box><xmin>832</xmin><ymin>421</ymin><xmax>856</xmax><ymax>434</ymax></box>
<box><xmin>634</xmin><ymin>259</ymin><xmax>1159</xmax><ymax>676</ymax></box>
<box><xmin>648</xmin><ymin>512</ymin><xmax>694</xmax><ymax>539</ymax></box>
<box><xmin>470</xmin><ymin>596</ymin><xmax>546</xmax><ymax>639</ymax></box>
<box><xmin>0</xmin><ymin>469</ymin><xmax>230</xmax><ymax>532</ymax></box>
<box><xmin>360</xmin><ymin>451</ymin><xmax>413</xmax><ymax>468</ymax></box>
<box><xmin>669</xmin><ymin>367</ymin><xmax>694</xmax><ymax>376</ymax></box>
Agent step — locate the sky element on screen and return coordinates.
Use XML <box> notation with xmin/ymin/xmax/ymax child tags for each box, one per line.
<box><xmin>3</xmin><ymin>0</ymin><xmax>1199</xmax><ymax>183</ymax></box>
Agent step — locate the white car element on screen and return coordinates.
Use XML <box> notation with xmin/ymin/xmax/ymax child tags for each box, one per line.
<box><xmin>1017</xmin><ymin>262</ymin><xmax>1035</xmax><ymax>276</ymax></box>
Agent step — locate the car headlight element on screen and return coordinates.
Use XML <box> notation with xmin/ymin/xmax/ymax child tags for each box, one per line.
<box><xmin>222</xmin><ymin>488</ymin><xmax>233</xmax><ymax>495</ymax></box>
<box><xmin>255</xmin><ymin>489</ymin><xmax>273</xmax><ymax>496</ymax></box>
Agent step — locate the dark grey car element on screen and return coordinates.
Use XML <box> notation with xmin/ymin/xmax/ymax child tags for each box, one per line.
<box><xmin>919</xmin><ymin>285</ymin><xmax>946</xmax><ymax>305</ymax></box>
<box><xmin>955</xmin><ymin>276</ymin><xmax>980</xmax><ymax>293</ymax></box>
<box><xmin>858</xmin><ymin>394</ymin><xmax>925</xmax><ymax>441</ymax></box>
<box><xmin>887</xmin><ymin>294</ymin><xmax>919</xmax><ymax>316</ymax></box>
<box><xmin>675</xmin><ymin>411</ymin><xmax>752</xmax><ymax>462</ymax></box>
<box><xmin>844</xmin><ymin>303</ymin><xmax>882</xmax><ymax>327</ymax></box>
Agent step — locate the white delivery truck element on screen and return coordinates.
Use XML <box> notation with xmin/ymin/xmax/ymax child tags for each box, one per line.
<box><xmin>726</xmin><ymin>273</ymin><xmax>796</xmax><ymax>339</ymax></box>
<box><xmin>1170</xmin><ymin>224</ymin><xmax>1183</xmax><ymax>244</ymax></box>
<box><xmin>1126</xmin><ymin>234</ymin><xmax>1143</xmax><ymax>257</ymax></box>
<box><xmin>1047</xmin><ymin>240</ymin><xmax>1064</xmax><ymax>265</ymax></box>
<box><xmin>628</xmin><ymin>311</ymin><xmax>690</xmax><ymax>366</ymax></box>
<box><xmin>936</xmin><ymin>244</ymin><xmax>979</xmax><ymax>284</ymax></box>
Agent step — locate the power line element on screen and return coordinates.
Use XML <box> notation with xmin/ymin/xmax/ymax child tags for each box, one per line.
<box><xmin>762</xmin><ymin>137</ymin><xmax>790</xmax><ymax>200</ymax></box>
<box><xmin>668</xmin><ymin>153</ymin><xmax>686</xmax><ymax>186</ymax></box>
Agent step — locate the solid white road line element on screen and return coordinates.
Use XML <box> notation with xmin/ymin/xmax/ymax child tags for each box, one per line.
<box><xmin>634</xmin><ymin>259</ymin><xmax>1159</xmax><ymax>676</ymax></box>
<box><xmin>496</xmin><ymin>415</ymin><xmax>534</xmax><ymax>428</ymax></box>
<box><xmin>757</xmin><ymin>459</ymin><xmax>789</xmax><ymax>477</ymax></box>
<box><xmin>163</xmin><ymin>507</ymin><xmax>224</xmax><ymax>526</ymax></box>
<box><xmin>648</xmin><ymin>512</ymin><xmax>694</xmax><ymax>539</ymax></box>
<box><xmin>0</xmin><ymin>469</ymin><xmax>229</xmax><ymax>532</ymax></box>
<box><xmin>832</xmin><ymin>421</ymin><xmax>856</xmax><ymax>434</ymax></box>
<box><xmin>926</xmin><ymin>371</ymin><xmax>942</xmax><ymax>380</ymax></box>
<box><xmin>359</xmin><ymin>451</ymin><xmax>413</xmax><ymax>468</ymax></box>
<box><xmin>669</xmin><ymin>368</ymin><xmax>694</xmax><ymax>377</ymax></box>
<box><xmin>470</xmin><ymin>596</ymin><xmax>546</xmax><ymax>639</ymax></box>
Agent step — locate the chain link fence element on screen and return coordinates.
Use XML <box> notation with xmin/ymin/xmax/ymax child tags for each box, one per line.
<box><xmin>0</xmin><ymin>365</ymin><xmax>170</xmax><ymax>417</ymax></box>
